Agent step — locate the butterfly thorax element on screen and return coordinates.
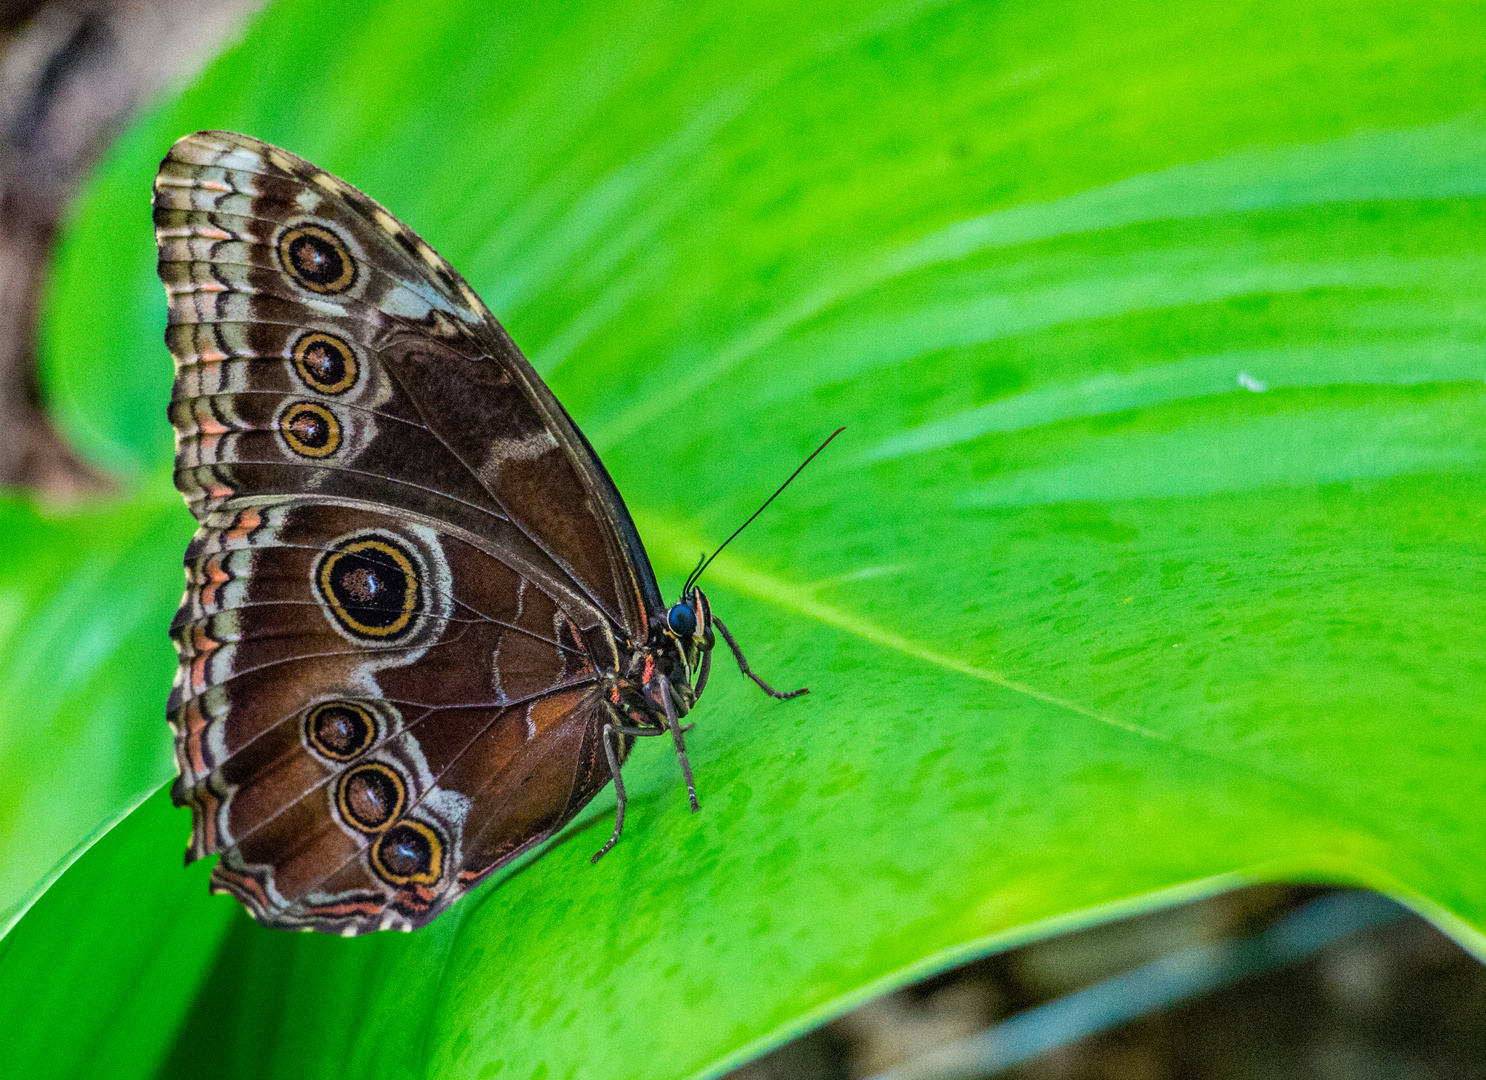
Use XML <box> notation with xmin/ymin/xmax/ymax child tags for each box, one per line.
<box><xmin>604</xmin><ymin>586</ymin><xmax>715</xmax><ymax>727</ymax></box>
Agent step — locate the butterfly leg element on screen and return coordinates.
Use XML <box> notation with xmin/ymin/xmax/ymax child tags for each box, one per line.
<box><xmin>657</xmin><ymin>674</ymin><xmax>701</xmax><ymax>813</ymax></box>
<box><xmin>592</xmin><ymin>723</ymin><xmax>628</xmax><ymax>863</ymax></box>
<box><xmin>682</xmin><ymin>649</ymin><xmax>711</xmax><ymax>733</ymax></box>
<box><xmin>609</xmin><ymin>723</ymin><xmax>667</xmax><ymax>737</ymax></box>
<box><xmin>666</xmin><ymin>676</ymin><xmax>697</xmax><ymax>734</ymax></box>
<box><xmin>712</xmin><ymin>616</ymin><xmax>808</xmax><ymax>700</ymax></box>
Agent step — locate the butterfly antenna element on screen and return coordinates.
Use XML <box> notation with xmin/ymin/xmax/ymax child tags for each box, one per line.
<box><xmin>684</xmin><ymin>427</ymin><xmax>844</xmax><ymax>594</ymax></box>
<box><xmin>688</xmin><ymin>551</ymin><xmax>707</xmax><ymax>586</ymax></box>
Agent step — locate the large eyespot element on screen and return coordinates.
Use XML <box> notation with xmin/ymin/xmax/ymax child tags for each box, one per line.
<box><xmin>314</xmin><ymin>535</ymin><xmax>420</xmax><ymax>641</ymax></box>
<box><xmin>305</xmin><ymin>701</ymin><xmax>376</xmax><ymax>761</ymax></box>
<box><xmin>371</xmin><ymin>820</ymin><xmax>443</xmax><ymax>885</ymax></box>
<box><xmin>667</xmin><ymin>602</ymin><xmax>697</xmax><ymax>638</ymax></box>
<box><xmin>292</xmin><ymin>331</ymin><xmax>359</xmax><ymax>394</ymax></box>
<box><xmin>336</xmin><ymin>763</ymin><xmax>405</xmax><ymax>833</ymax></box>
<box><xmin>278</xmin><ymin>401</ymin><xmax>340</xmax><ymax>457</ymax></box>
<box><xmin>277</xmin><ymin>223</ymin><xmax>357</xmax><ymax>294</ymax></box>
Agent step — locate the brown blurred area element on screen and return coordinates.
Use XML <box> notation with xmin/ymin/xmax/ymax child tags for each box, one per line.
<box><xmin>729</xmin><ymin>885</ymin><xmax>1486</xmax><ymax>1080</ymax></box>
<box><xmin>0</xmin><ymin>0</ymin><xmax>260</xmax><ymax>497</ymax></box>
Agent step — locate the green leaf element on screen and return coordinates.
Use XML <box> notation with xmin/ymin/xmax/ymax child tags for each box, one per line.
<box><xmin>0</xmin><ymin>786</ymin><xmax>235</xmax><ymax>1080</ymax></box>
<box><xmin>0</xmin><ymin>490</ymin><xmax>187</xmax><ymax>931</ymax></box>
<box><xmin>5</xmin><ymin>0</ymin><xmax>1486</xmax><ymax>1077</ymax></box>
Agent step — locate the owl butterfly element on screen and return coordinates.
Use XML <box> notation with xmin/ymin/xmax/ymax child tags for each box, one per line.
<box><xmin>156</xmin><ymin>130</ymin><xmax>830</xmax><ymax>934</ymax></box>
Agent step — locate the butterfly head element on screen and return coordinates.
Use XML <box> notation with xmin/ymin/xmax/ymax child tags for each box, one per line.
<box><xmin>668</xmin><ymin>586</ymin><xmax>715</xmax><ymax>660</ymax></box>
<box><xmin>642</xmin><ymin>427</ymin><xmax>841</xmax><ymax>721</ymax></box>
<box><xmin>646</xmin><ymin>587</ymin><xmax>715</xmax><ymax>716</ymax></box>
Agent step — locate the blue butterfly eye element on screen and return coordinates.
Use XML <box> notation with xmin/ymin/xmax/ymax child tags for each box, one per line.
<box><xmin>667</xmin><ymin>602</ymin><xmax>697</xmax><ymax>637</ymax></box>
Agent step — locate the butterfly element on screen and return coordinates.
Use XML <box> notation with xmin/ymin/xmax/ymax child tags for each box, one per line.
<box><xmin>155</xmin><ymin>130</ymin><xmax>828</xmax><ymax>934</ymax></box>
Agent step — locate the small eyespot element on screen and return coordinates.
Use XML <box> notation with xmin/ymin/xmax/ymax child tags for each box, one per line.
<box><xmin>279</xmin><ymin>401</ymin><xmax>340</xmax><ymax>457</ymax></box>
<box><xmin>336</xmin><ymin>763</ymin><xmax>405</xmax><ymax>833</ymax></box>
<box><xmin>667</xmin><ymin>602</ymin><xmax>697</xmax><ymax>637</ymax></box>
<box><xmin>305</xmin><ymin>701</ymin><xmax>376</xmax><ymax>760</ymax></box>
<box><xmin>276</xmin><ymin>223</ymin><xmax>356</xmax><ymax>294</ymax></box>
<box><xmin>292</xmin><ymin>331</ymin><xmax>359</xmax><ymax>394</ymax></box>
<box><xmin>371</xmin><ymin>820</ymin><xmax>443</xmax><ymax>885</ymax></box>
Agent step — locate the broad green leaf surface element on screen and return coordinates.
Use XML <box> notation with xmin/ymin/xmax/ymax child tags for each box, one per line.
<box><xmin>2</xmin><ymin>0</ymin><xmax>1484</xmax><ymax>1077</ymax></box>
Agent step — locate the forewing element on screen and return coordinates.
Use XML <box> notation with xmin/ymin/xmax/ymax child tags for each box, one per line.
<box><xmin>155</xmin><ymin>129</ymin><xmax>661</xmax><ymax>636</ymax></box>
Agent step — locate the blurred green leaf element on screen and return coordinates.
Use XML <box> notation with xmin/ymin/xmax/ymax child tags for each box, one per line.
<box><xmin>0</xmin><ymin>786</ymin><xmax>235</xmax><ymax>1080</ymax></box>
<box><xmin>4</xmin><ymin>0</ymin><xmax>1485</xmax><ymax>1078</ymax></box>
<box><xmin>0</xmin><ymin>491</ymin><xmax>185</xmax><ymax>931</ymax></box>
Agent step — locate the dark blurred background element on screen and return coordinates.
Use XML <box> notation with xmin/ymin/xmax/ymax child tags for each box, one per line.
<box><xmin>727</xmin><ymin>885</ymin><xmax>1486</xmax><ymax>1080</ymax></box>
<box><xmin>3</xmin><ymin>4</ymin><xmax>1483</xmax><ymax>1077</ymax></box>
<box><xmin>0</xmin><ymin>0</ymin><xmax>258</xmax><ymax>495</ymax></box>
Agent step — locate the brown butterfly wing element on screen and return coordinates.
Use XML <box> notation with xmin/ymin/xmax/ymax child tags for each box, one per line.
<box><xmin>156</xmin><ymin>131</ymin><xmax>644</xmax><ymax>933</ymax></box>
<box><xmin>159</xmin><ymin>130</ymin><xmax>662</xmax><ymax>632</ymax></box>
